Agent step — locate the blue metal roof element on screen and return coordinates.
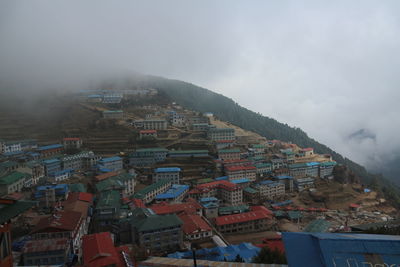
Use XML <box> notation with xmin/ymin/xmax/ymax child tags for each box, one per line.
<box><xmin>275</xmin><ymin>175</ymin><xmax>293</xmax><ymax>180</ymax></box>
<box><xmin>214</xmin><ymin>176</ymin><xmax>228</xmax><ymax>181</ymax></box>
<box><xmin>283</xmin><ymin>232</ymin><xmax>400</xmax><ymax>267</ymax></box>
<box><xmin>155</xmin><ymin>184</ymin><xmax>189</xmax><ymax>199</ymax></box>
<box><xmin>155</xmin><ymin>167</ymin><xmax>181</xmax><ymax>173</ymax></box>
<box><xmin>168</xmin><ymin>243</ymin><xmax>260</xmax><ymax>263</ymax></box>
<box><xmin>43</xmin><ymin>159</ymin><xmax>60</xmax><ymax>164</ymax></box>
<box><xmin>37</xmin><ymin>144</ymin><xmax>63</xmax><ymax>151</ymax></box>
<box><xmin>231</xmin><ymin>178</ymin><xmax>250</xmax><ymax>184</ymax></box>
<box><xmin>306</xmin><ymin>162</ymin><xmax>320</xmax><ymax>167</ymax></box>
<box><xmin>200</xmin><ymin>197</ymin><xmax>218</xmax><ymax>202</ymax></box>
<box><xmin>49</xmin><ymin>169</ymin><xmax>73</xmax><ymax>176</ymax></box>
<box><xmin>98</xmin><ymin>156</ymin><xmax>122</xmax><ymax>163</ymax></box>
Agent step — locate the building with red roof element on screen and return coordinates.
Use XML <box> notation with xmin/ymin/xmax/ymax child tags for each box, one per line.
<box><xmin>178</xmin><ymin>213</ymin><xmax>212</xmax><ymax>240</ymax></box>
<box><xmin>82</xmin><ymin>232</ymin><xmax>131</xmax><ymax>267</ymax></box>
<box><xmin>31</xmin><ymin>210</ymin><xmax>85</xmax><ymax>256</ymax></box>
<box><xmin>150</xmin><ymin>198</ymin><xmax>202</xmax><ymax>216</ymax></box>
<box><xmin>188</xmin><ymin>180</ymin><xmax>243</xmax><ymax>206</ymax></box>
<box><xmin>215</xmin><ymin>206</ymin><xmax>273</xmax><ymax>234</ymax></box>
<box><xmin>22</xmin><ymin>238</ymin><xmax>71</xmax><ymax>266</ymax></box>
<box><xmin>139</xmin><ymin>129</ymin><xmax>157</xmax><ymax>140</ymax></box>
<box><xmin>94</xmin><ymin>171</ymin><xmax>118</xmax><ymax>182</ymax></box>
<box><xmin>225</xmin><ymin>165</ymin><xmax>257</xmax><ymax>182</ymax></box>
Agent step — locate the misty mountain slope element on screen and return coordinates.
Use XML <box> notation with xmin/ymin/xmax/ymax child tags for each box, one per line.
<box><xmin>122</xmin><ymin>74</ymin><xmax>400</xmax><ymax>205</ymax></box>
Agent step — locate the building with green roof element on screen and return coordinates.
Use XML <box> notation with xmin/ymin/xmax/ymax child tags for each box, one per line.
<box><xmin>68</xmin><ymin>183</ymin><xmax>86</xmax><ymax>193</ymax></box>
<box><xmin>96</xmin><ymin>172</ymin><xmax>136</xmax><ymax>197</ymax></box>
<box><xmin>130</xmin><ymin>148</ymin><xmax>169</xmax><ymax>167</ymax></box>
<box><xmin>131</xmin><ymin>179</ymin><xmax>171</xmax><ymax>204</ymax></box>
<box><xmin>94</xmin><ymin>190</ymin><xmax>122</xmax><ymax>232</ymax></box>
<box><xmin>303</xmin><ymin>219</ymin><xmax>331</xmax><ymax>233</ymax></box>
<box><xmin>218</xmin><ymin>148</ymin><xmax>241</xmax><ymax>161</ymax></box>
<box><xmin>0</xmin><ymin>172</ymin><xmax>31</xmax><ymax>196</ymax></box>
<box><xmin>131</xmin><ymin>208</ymin><xmax>183</xmax><ymax>253</ymax></box>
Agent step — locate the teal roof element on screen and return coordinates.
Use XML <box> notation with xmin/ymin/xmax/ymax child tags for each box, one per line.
<box><xmin>132</xmin><ymin>213</ymin><xmax>182</xmax><ymax>232</ymax></box>
<box><xmin>68</xmin><ymin>183</ymin><xmax>86</xmax><ymax>193</ymax></box>
<box><xmin>251</xmin><ymin>144</ymin><xmax>265</xmax><ymax>149</ymax></box>
<box><xmin>303</xmin><ymin>219</ymin><xmax>331</xmax><ymax>233</ymax></box>
<box><xmin>96</xmin><ymin>190</ymin><xmax>121</xmax><ymax>209</ymax></box>
<box><xmin>96</xmin><ymin>178</ymin><xmax>124</xmax><ymax>192</ymax></box>
<box><xmin>255</xmin><ymin>163</ymin><xmax>272</xmax><ymax>168</ymax></box>
<box><xmin>0</xmin><ymin>200</ymin><xmax>36</xmax><ymax>224</ymax></box>
<box><xmin>243</xmin><ymin>187</ymin><xmax>258</xmax><ymax>194</ymax></box>
<box><xmin>0</xmin><ymin>172</ymin><xmax>30</xmax><ymax>185</ymax></box>
<box><xmin>320</xmin><ymin>161</ymin><xmax>337</xmax><ymax>167</ymax></box>
<box><xmin>218</xmin><ymin>149</ymin><xmax>240</xmax><ymax>153</ymax></box>
<box><xmin>169</xmin><ymin>150</ymin><xmax>208</xmax><ymax>154</ymax></box>
<box><xmin>0</xmin><ymin>161</ymin><xmax>18</xmax><ymax>169</ymax></box>
<box><xmin>289</xmin><ymin>163</ymin><xmax>308</xmax><ymax>169</ymax></box>
<box><xmin>132</xmin><ymin>179</ymin><xmax>171</xmax><ymax>199</ymax></box>
<box><xmin>135</xmin><ymin>148</ymin><xmax>169</xmax><ymax>153</ymax></box>
<box><xmin>219</xmin><ymin>205</ymin><xmax>249</xmax><ymax>214</ymax></box>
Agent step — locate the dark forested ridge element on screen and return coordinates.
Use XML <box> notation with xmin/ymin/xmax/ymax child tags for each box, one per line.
<box><xmin>124</xmin><ymin>74</ymin><xmax>400</xmax><ymax>206</ymax></box>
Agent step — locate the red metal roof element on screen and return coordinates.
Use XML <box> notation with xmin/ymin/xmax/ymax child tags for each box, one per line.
<box><xmin>215</xmin><ymin>207</ymin><xmax>272</xmax><ymax>226</ymax></box>
<box><xmin>140</xmin><ymin>130</ymin><xmax>157</xmax><ymax>134</ymax></box>
<box><xmin>66</xmin><ymin>192</ymin><xmax>94</xmax><ymax>204</ymax></box>
<box><xmin>178</xmin><ymin>214</ymin><xmax>212</xmax><ymax>234</ymax></box>
<box><xmin>131</xmin><ymin>198</ymin><xmax>145</xmax><ymax>208</ymax></box>
<box><xmin>349</xmin><ymin>203</ymin><xmax>360</xmax><ymax>208</ymax></box>
<box><xmin>225</xmin><ymin>165</ymin><xmax>256</xmax><ymax>172</ymax></box>
<box><xmin>302</xmin><ymin>147</ymin><xmax>314</xmax><ymax>151</ymax></box>
<box><xmin>82</xmin><ymin>232</ymin><xmax>129</xmax><ymax>267</ymax></box>
<box><xmin>31</xmin><ymin>210</ymin><xmax>83</xmax><ymax>234</ymax></box>
<box><xmin>150</xmin><ymin>200</ymin><xmax>201</xmax><ymax>215</ymax></box>
<box><xmin>63</xmin><ymin>137</ymin><xmax>81</xmax><ymax>141</ymax></box>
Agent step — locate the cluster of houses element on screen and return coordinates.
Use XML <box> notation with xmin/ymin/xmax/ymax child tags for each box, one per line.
<box><xmin>0</xmin><ymin>104</ymin><xmax>342</xmax><ymax>267</ymax></box>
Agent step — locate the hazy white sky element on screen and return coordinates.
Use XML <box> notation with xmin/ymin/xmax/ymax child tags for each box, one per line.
<box><xmin>1</xmin><ymin>1</ymin><xmax>400</xmax><ymax>170</ymax></box>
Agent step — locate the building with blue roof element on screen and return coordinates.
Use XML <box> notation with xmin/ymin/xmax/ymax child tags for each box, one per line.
<box><xmin>34</xmin><ymin>184</ymin><xmax>69</xmax><ymax>207</ymax></box>
<box><xmin>153</xmin><ymin>167</ymin><xmax>181</xmax><ymax>184</ymax></box>
<box><xmin>251</xmin><ymin>180</ymin><xmax>285</xmax><ymax>200</ymax></box>
<box><xmin>283</xmin><ymin>232</ymin><xmax>400</xmax><ymax>267</ymax></box>
<box><xmin>48</xmin><ymin>169</ymin><xmax>73</xmax><ymax>182</ymax></box>
<box><xmin>97</xmin><ymin>156</ymin><xmax>123</xmax><ymax>172</ymax></box>
<box><xmin>42</xmin><ymin>158</ymin><xmax>61</xmax><ymax>176</ymax></box>
<box><xmin>274</xmin><ymin>175</ymin><xmax>294</xmax><ymax>192</ymax></box>
<box><xmin>155</xmin><ymin>184</ymin><xmax>189</xmax><ymax>203</ymax></box>
<box><xmin>168</xmin><ymin>243</ymin><xmax>260</xmax><ymax>263</ymax></box>
<box><xmin>230</xmin><ymin>178</ymin><xmax>250</xmax><ymax>188</ymax></box>
<box><xmin>214</xmin><ymin>176</ymin><xmax>228</xmax><ymax>181</ymax></box>
<box><xmin>200</xmin><ymin>197</ymin><xmax>219</xmax><ymax>218</ymax></box>
<box><xmin>37</xmin><ymin>144</ymin><xmax>63</xmax><ymax>158</ymax></box>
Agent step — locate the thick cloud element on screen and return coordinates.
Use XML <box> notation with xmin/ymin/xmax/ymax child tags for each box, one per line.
<box><xmin>1</xmin><ymin>1</ymin><xmax>400</xmax><ymax>173</ymax></box>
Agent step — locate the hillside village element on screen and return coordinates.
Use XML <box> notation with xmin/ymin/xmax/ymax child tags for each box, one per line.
<box><xmin>0</xmin><ymin>88</ymin><xmax>399</xmax><ymax>266</ymax></box>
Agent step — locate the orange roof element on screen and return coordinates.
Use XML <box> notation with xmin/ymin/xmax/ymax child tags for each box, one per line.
<box><xmin>215</xmin><ymin>206</ymin><xmax>272</xmax><ymax>226</ymax></box>
<box><xmin>150</xmin><ymin>199</ymin><xmax>201</xmax><ymax>215</ymax></box>
<box><xmin>31</xmin><ymin>210</ymin><xmax>83</xmax><ymax>234</ymax></box>
<box><xmin>302</xmin><ymin>147</ymin><xmax>314</xmax><ymax>151</ymax></box>
<box><xmin>66</xmin><ymin>192</ymin><xmax>94</xmax><ymax>204</ymax></box>
<box><xmin>225</xmin><ymin>165</ymin><xmax>256</xmax><ymax>172</ymax></box>
<box><xmin>178</xmin><ymin>214</ymin><xmax>212</xmax><ymax>234</ymax></box>
<box><xmin>196</xmin><ymin>180</ymin><xmax>240</xmax><ymax>192</ymax></box>
<box><xmin>140</xmin><ymin>130</ymin><xmax>157</xmax><ymax>134</ymax></box>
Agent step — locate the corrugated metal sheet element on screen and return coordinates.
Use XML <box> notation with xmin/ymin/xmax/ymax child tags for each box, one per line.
<box><xmin>283</xmin><ymin>232</ymin><xmax>400</xmax><ymax>267</ymax></box>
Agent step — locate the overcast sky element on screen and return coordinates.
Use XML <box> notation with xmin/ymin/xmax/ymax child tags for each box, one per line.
<box><xmin>1</xmin><ymin>1</ymin><xmax>400</xmax><ymax>170</ymax></box>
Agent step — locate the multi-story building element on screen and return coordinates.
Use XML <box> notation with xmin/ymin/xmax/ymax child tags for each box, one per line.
<box><xmin>191</xmin><ymin>123</ymin><xmax>210</xmax><ymax>131</ymax></box>
<box><xmin>168</xmin><ymin>150</ymin><xmax>209</xmax><ymax>158</ymax></box>
<box><xmin>155</xmin><ymin>184</ymin><xmax>189</xmax><ymax>203</ymax></box>
<box><xmin>93</xmin><ymin>190</ymin><xmax>122</xmax><ymax>231</ymax></box>
<box><xmin>130</xmin><ymin>208</ymin><xmax>183</xmax><ymax>253</ymax></box>
<box><xmin>187</xmin><ymin>116</ymin><xmax>209</xmax><ymax>125</ymax></box>
<box><xmin>225</xmin><ymin>165</ymin><xmax>257</xmax><ymax>182</ymax></box>
<box><xmin>274</xmin><ymin>175</ymin><xmax>294</xmax><ymax>192</ymax></box>
<box><xmin>199</xmin><ymin>197</ymin><xmax>219</xmax><ymax>218</ymax></box>
<box><xmin>103</xmin><ymin>110</ymin><xmax>124</xmax><ymax>119</ymax></box>
<box><xmin>153</xmin><ymin>167</ymin><xmax>181</xmax><ymax>184</ymax></box>
<box><xmin>96</xmin><ymin>173</ymin><xmax>136</xmax><ymax>197</ymax></box>
<box><xmin>178</xmin><ymin>213</ymin><xmax>212</xmax><ymax>240</ymax></box>
<box><xmin>218</xmin><ymin>149</ymin><xmax>241</xmax><ymax>161</ymax></box>
<box><xmin>168</xmin><ymin>111</ymin><xmax>186</xmax><ymax>127</ymax></box>
<box><xmin>30</xmin><ymin>210</ymin><xmax>85</xmax><ymax>256</ymax></box>
<box><xmin>150</xmin><ymin>198</ymin><xmax>202</xmax><ymax>216</ymax></box>
<box><xmin>319</xmin><ymin>161</ymin><xmax>337</xmax><ymax>178</ymax></box>
<box><xmin>17</xmin><ymin>161</ymin><xmax>44</xmax><ymax>186</ymax></box>
<box><xmin>132</xmin><ymin>179</ymin><xmax>172</xmax><ymax>204</ymax></box>
<box><xmin>215</xmin><ymin>139</ymin><xmax>235</xmax><ymax>150</ymax></box>
<box><xmin>0</xmin><ymin>172</ymin><xmax>30</xmax><ymax>196</ymax></box>
<box><xmin>249</xmin><ymin>144</ymin><xmax>266</xmax><ymax>156</ymax></box>
<box><xmin>189</xmin><ymin>180</ymin><xmax>242</xmax><ymax>206</ymax></box>
<box><xmin>271</xmin><ymin>155</ymin><xmax>286</xmax><ymax>170</ymax></box>
<box><xmin>207</xmin><ymin>128</ymin><xmax>235</xmax><ymax>141</ymax></box>
<box><xmin>42</xmin><ymin>158</ymin><xmax>62</xmax><ymax>176</ymax></box>
<box><xmin>37</xmin><ymin>144</ymin><xmax>63</xmax><ymax>158</ymax></box>
<box><xmin>299</xmin><ymin>147</ymin><xmax>314</xmax><ymax>157</ymax></box>
<box><xmin>1</xmin><ymin>141</ymin><xmax>22</xmax><ymax>154</ymax></box>
<box><xmin>98</xmin><ymin>156</ymin><xmax>123</xmax><ymax>172</ymax></box>
<box><xmin>254</xmin><ymin>162</ymin><xmax>272</xmax><ymax>175</ymax></box>
<box><xmin>22</xmin><ymin>238</ymin><xmax>71</xmax><ymax>266</ymax></box>
<box><xmin>103</xmin><ymin>93</ymin><xmax>123</xmax><ymax>103</ymax></box>
<box><xmin>215</xmin><ymin>206</ymin><xmax>272</xmax><ymax>234</ymax></box>
<box><xmin>34</xmin><ymin>184</ymin><xmax>69</xmax><ymax>208</ymax></box>
<box><xmin>61</xmin><ymin>151</ymin><xmax>94</xmax><ymax>171</ymax></box>
<box><xmin>48</xmin><ymin>169</ymin><xmax>73</xmax><ymax>182</ymax></box>
<box><xmin>140</xmin><ymin>119</ymin><xmax>168</xmax><ymax>130</ymax></box>
<box><xmin>62</xmin><ymin>137</ymin><xmax>83</xmax><ymax>149</ymax></box>
<box><xmin>129</xmin><ymin>148</ymin><xmax>169</xmax><ymax>167</ymax></box>
<box><xmin>295</xmin><ymin>177</ymin><xmax>315</xmax><ymax>192</ymax></box>
<box><xmin>289</xmin><ymin>162</ymin><xmax>320</xmax><ymax>178</ymax></box>
<box><xmin>139</xmin><ymin>130</ymin><xmax>157</xmax><ymax>139</ymax></box>
<box><xmin>251</xmin><ymin>180</ymin><xmax>285</xmax><ymax>200</ymax></box>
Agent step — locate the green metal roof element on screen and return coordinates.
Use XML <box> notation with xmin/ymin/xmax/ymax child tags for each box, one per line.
<box><xmin>0</xmin><ymin>172</ymin><xmax>30</xmax><ymax>185</ymax></box>
<box><xmin>219</xmin><ymin>205</ymin><xmax>249</xmax><ymax>214</ymax></box>
<box><xmin>0</xmin><ymin>201</ymin><xmax>36</xmax><ymax>225</ymax></box>
<box><xmin>289</xmin><ymin>163</ymin><xmax>308</xmax><ymax>169</ymax></box>
<box><xmin>218</xmin><ymin>149</ymin><xmax>240</xmax><ymax>153</ymax></box>
<box><xmin>135</xmin><ymin>148</ymin><xmax>169</xmax><ymax>153</ymax></box>
<box><xmin>96</xmin><ymin>190</ymin><xmax>121</xmax><ymax>209</ymax></box>
<box><xmin>0</xmin><ymin>161</ymin><xmax>18</xmax><ymax>169</ymax></box>
<box><xmin>96</xmin><ymin>178</ymin><xmax>124</xmax><ymax>192</ymax></box>
<box><xmin>287</xmin><ymin>211</ymin><xmax>302</xmax><ymax>220</ymax></box>
<box><xmin>255</xmin><ymin>163</ymin><xmax>272</xmax><ymax>168</ymax></box>
<box><xmin>132</xmin><ymin>213</ymin><xmax>182</xmax><ymax>232</ymax></box>
<box><xmin>243</xmin><ymin>187</ymin><xmax>258</xmax><ymax>194</ymax></box>
<box><xmin>320</xmin><ymin>161</ymin><xmax>337</xmax><ymax>167</ymax></box>
<box><xmin>196</xmin><ymin>178</ymin><xmax>214</xmax><ymax>184</ymax></box>
<box><xmin>251</xmin><ymin>144</ymin><xmax>265</xmax><ymax>149</ymax></box>
<box><xmin>303</xmin><ymin>219</ymin><xmax>331</xmax><ymax>233</ymax></box>
<box><xmin>169</xmin><ymin>150</ymin><xmax>209</xmax><ymax>154</ymax></box>
<box><xmin>68</xmin><ymin>183</ymin><xmax>86</xmax><ymax>193</ymax></box>
<box><xmin>132</xmin><ymin>179</ymin><xmax>171</xmax><ymax>199</ymax></box>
